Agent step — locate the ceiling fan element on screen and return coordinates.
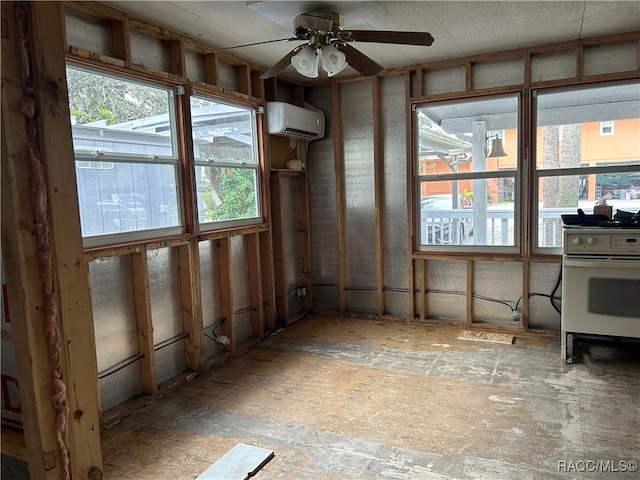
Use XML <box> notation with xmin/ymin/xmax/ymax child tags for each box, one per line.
<box><xmin>216</xmin><ymin>11</ymin><xmax>434</xmax><ymax>79</ymax></box>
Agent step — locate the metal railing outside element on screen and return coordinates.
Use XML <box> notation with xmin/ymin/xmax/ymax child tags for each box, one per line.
<box><xmin>420</xmin><ymin>206</ymin><xmax>587</xmax><ymax>248</ymax></box>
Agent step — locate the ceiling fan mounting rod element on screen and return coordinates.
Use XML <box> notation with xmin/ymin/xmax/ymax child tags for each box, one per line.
<box><xmin>294</xmin><ymin>11</ymin><xmax>343</xmax><ymax>39</ymax></box>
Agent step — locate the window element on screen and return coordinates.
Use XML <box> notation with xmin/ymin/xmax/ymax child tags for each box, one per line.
<box><xmin>67</xmin><ymin>65</ymin><xmax>182</xmax><ymax>245</ymax></box>
<box><xmin>415</xmin><ymin>94</ymin><xmax>519</xmax><ymax>251</ymax></box>
<box><xmin>600</xmin><ymin>120</ymin><xmax>614</xmax><ymax>135</ymax></box>
<box><xmin>190</xmin><ymin>95</ymin><xmax>261</xmax><ymax>229</ymax></box>
<box><xmin>534</xmin><ymin>82</ymin><xmax>640</xmax><ymax>252</ymax></box>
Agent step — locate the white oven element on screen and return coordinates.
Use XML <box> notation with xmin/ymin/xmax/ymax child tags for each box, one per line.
<box><xmin>561</xmin><ymin>227</ymin><xmax>640</xmax><ymax>363</ymax></box>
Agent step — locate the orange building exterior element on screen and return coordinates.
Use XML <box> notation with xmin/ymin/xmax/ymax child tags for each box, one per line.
<box><xmin>421</xmin><ymin>119</ymin><xmax>639</xmax><ymax>203</ymax></box>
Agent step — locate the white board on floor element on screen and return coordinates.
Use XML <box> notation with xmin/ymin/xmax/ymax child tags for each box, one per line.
<box><xmin>196</xmin><ymin>443</ymin><xmax>274</xmax><ymax>480</ymax></box>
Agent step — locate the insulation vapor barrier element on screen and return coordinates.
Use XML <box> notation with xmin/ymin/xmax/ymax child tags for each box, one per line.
<box><xmin>90</xmin><ymin>256</ymin><xmax>141</xmax><ymax>411</ymax></box>
<box><xmin>199</xmin><ymin>240</ymin><xmax>225</xmax><ymax>359</ymax></box>
<box><xmin>382</xmin><ymin>75</ymin><xmax>410</xmax><ymax>316</ymax></box>
<box><xmin>342</xmin><ymin>79</ymin><xmax>377</xmax><ymax>313</ymax></box>
<box><xmin>473</xmin><ymin>261</ymin><xmax>522</xmax><ymax>326</ymax></box>
<box><xmin>231</xmin><ymin>235</ymin><xmax>253</xmax><ymax>343</ymax></box>
<box><xmin>424</xmin><ymin>259</ymin><xmax>467</xmax><ymax>321</ymax></box>
<box><xmin>282</xmin><ymin>175</ymin><xmax>304</xmax><ymax>316</ymax></box>
<box><xmin>147</xmin><ymin>248</ymin><xmax>186</xmax><ymax>384</ymax></box>
<box><xmin>307</xmin><ymin>86</ymin><xmax>339</xmax><ymax>310</ymax></box>
<box><xmin>528</xmin><ymin>263</ymin><xmax>562</xmax><ymax>330</ymax></box>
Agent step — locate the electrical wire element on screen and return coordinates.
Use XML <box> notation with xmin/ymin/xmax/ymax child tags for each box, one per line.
<box><xmin>549</xmin><ymin>268</ymin><xmax>563</xmax><ymax>314</ymax></box>
<box><xmin>234</xmin><ymin>306</ymin><xmax>256</xmax><ymax>315</ymax></box>
<box><xmin>204</xmin><ymin>317</ymin><xmax>226</xmax><ymax>343</ymax></box>
<box><xmin>153</xmin><ymin>332</ymin><xmax>189</xmax><ymax>351</ymax></box>
<box><xmin>310</xmin><ymin>270</ymin><xmax>564</xmax><ymax>318</ymax></box>
<box><xmin>98</xmin><ymin>354</ymin><xmax>144</xmax><ymax>379</ymax></box>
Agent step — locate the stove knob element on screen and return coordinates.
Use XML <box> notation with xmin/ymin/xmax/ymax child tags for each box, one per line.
<box><xmin>571</xmin><ymin>237</ymin><xmax>583</xmax><ymax>245</ymax></box>
<box><xmin>586</xmin><ymin>237</ymin><xmax>597</xmax><ymax>246</ymax></box>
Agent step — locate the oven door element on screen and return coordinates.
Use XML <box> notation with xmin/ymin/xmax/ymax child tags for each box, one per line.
<box><xmin>562</xmin><ymin>256</ymin><xmax>640</xmax><ymax>338</ymax></box>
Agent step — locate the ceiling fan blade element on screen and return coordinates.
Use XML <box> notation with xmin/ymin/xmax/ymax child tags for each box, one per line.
<box><xmin>340</xmin><ymin>44</ymin><xmax>384</xmax><ymax>77</ymax></box>
<box><xmin>300</xmin><ymin>13</ymin><xmax>333</xmax><ymax>32</ymax></box>
<box><xmin>260</xmin><ymin>45</ymin><xmax>304</xmax><ymax>79</ymax></box>
<box><xmin>346</xmin><ymin>30</ymin><xmax>435</xmax><ymax>46</ymax></box>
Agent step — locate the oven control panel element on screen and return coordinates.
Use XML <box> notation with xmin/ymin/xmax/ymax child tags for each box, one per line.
<box><xmin>611</xmin><ymin>235</ymin><xmax>640</xmax><ymax>250</ymax></box>
<box><xmin>564</xmin><ymin>229</ymin><xmax>640</xmax><ymax>255</ymax></box>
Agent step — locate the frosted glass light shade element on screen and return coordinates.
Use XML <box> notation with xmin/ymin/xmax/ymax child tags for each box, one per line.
<box><xmin>291</xmin><ymin>46</ymin><xmax>319</xmax><ymax>78</ymax></box>
<box><xmin>321</xmin><ymin>45</ymin><xmax>348</xmax><ymax>77</ymax></box>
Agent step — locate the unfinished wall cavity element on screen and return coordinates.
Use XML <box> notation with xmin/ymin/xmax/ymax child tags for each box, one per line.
<box><xmin>147</xmin><ymin>248</ymin><xmax>186</xmax><ymax>385</ymax></box>
<box><xmin>342</xmin><ymin>79</ymin><xmax>377</xmax><ymax>313</ymax></box>
<box><xmin>281</xmin><ymin>176</ymin><xmax>304</xmax><ymax>317</ymax></box>
<box><xmin>423</xmin><ymin>66</ymin><xmax>466</xmax><ymax>96</ymax></box>
<box><xmin>424</xmin><ymin>259</ymin><xmax>468</xmax><ymax>321</ymax></box>
<box><xmin>528</xmin><ymin>262</ymin><xmax>562</xmax><ymax>330</ymax></box>
<box><xmin>64</xmin><ymin>7</ymin><xmax>113</xmax><ymax>57</ymax></box>
<box><xmin>218</xmin><ymin>62</ymin><xmax>239</xmax><ymax>92</ymax></box>
<box><xmin>231</xmin><ymin>235</ymin><xmax>252</xmax><ymax>343</ymax></box>
<box><xmin>90</xmin><ymin>256</ymin><xmax>141</xmax><ymax>412</ymax></box>
<box><xmin>130</xmin><ymin>29</ymin><xmax>171</xmax><ymax>71</ymax></box>
<box><xmin>199</xmin><ymin>240</ymin><xmax>225</xmax><ymax>359</ymax></box>
<box><xmin>473</xmin><ymin>261</ymin><xmax>523</xmax><ymax>326</ymax></box>
<box><xmin>186</xmin><ymin>49</ymin><xmax>206</xmax><ymax>83</ymax></box>
<box><xmin>307</xmin><ymin>86</ymin><xmax>339</xmax><ymax>310</ymax></box>
<box><xmin>531</xmin><ymin>50</ymin><xmax>577</xmax><ymax>83</ymax></box>
<box><xmin>472</xmin><ymin>58</ymin><xmax>524</xmax><ymax>90</ymax></box>
<box><xmin>583</xmin><ymin>41</ymin><xmax>639</xmax><ymax>76</ymax></box>
<box><xmin>382</xmin><ymin>75</ymin><xmax>409</xmax><ymax>316</ymax></box>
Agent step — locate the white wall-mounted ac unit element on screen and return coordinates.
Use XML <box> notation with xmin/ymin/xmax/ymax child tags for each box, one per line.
<box><xmin>266</xmin><ymin>101</ymin><xmax>325</xmax><ymax>140</ymax></box>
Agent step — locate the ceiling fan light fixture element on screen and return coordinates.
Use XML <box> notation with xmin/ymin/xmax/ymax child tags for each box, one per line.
<box><xmin>321</xmin><ymin>44</ymin><xmax>348</xmax><ymax>77</ymax></box>
<box><xmin>291</xmin><ymin>46</ymin><xmax>319</xmax><ymax>78</ymax></box>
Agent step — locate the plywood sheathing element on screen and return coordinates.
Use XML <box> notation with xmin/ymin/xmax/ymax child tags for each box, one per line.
<box><xmin>100</xmin><ymin>316</ymin><xmax>640</xmax><ymax>479</ymax></box>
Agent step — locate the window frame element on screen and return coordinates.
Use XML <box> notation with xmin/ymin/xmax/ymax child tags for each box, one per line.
<box><xmin>413</xmin><ymin>92</ymin><xmax>521</xmax><ymax>254</ymax></box>
<box><xmin>532</xmin><ymin>81</ymin><xmax>640</xmax><ymax>254</ymax></box>
<box><xmin>189</xmin><ymin>92</ymin><xmax>263</xmax><ymax>231</ymax></box>
<box><xmin>599</xmin><ymin>120</ymin><xmax>615</xmax><ymax>136</ymax></box>
<box><xmin>67</xmin><ymin>62</ymin><xmax>185</xmax><ymax>247</ymax></box>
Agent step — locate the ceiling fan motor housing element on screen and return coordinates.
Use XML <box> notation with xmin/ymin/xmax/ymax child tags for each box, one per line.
<box><xmin>294</xmin><ymin>11</ymin><xmax>344</xmax><ymax>39</ymax></box>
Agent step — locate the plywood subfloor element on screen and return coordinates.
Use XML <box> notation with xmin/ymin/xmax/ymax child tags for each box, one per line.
<box><xmin>101</xmin><ymin>316</ymin><xmax>640</xmax><ymax>479</ymax></box>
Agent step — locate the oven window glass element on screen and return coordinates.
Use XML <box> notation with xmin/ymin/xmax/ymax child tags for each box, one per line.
<box><xmin>588</xmin><ymin>278</ymin><xmax>640</xmax><ymax>318</ymax></box>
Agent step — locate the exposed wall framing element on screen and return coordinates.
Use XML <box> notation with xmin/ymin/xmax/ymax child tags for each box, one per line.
<box><xmin>2</xmin><ymin>1</ymin><xmax>293</xmax><ymax>476</ymax></box>
<box><xmin>270</xmin><ymin>170</ymin><xmax>313</xmax><ymax>324</ymax></box>
<box><xmin>306</xmin><ymin>30</ymin><xmax>639</xmax><ymax>328</ymax></box>
<box><xmin>2</xmin><ymin>2</ymin><xmax>103</xmax><ymax>477</ymax></box>
<box><xmin>2</xmin><ymin>1</ymin><xmax>639</xmax><ymax>477</ymax></box>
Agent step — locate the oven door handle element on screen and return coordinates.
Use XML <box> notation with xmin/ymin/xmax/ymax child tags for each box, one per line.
<box><xmin>564</xmin><ymin>258</ymin><xmax>640</xmax><ymax>269</ymax></box>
